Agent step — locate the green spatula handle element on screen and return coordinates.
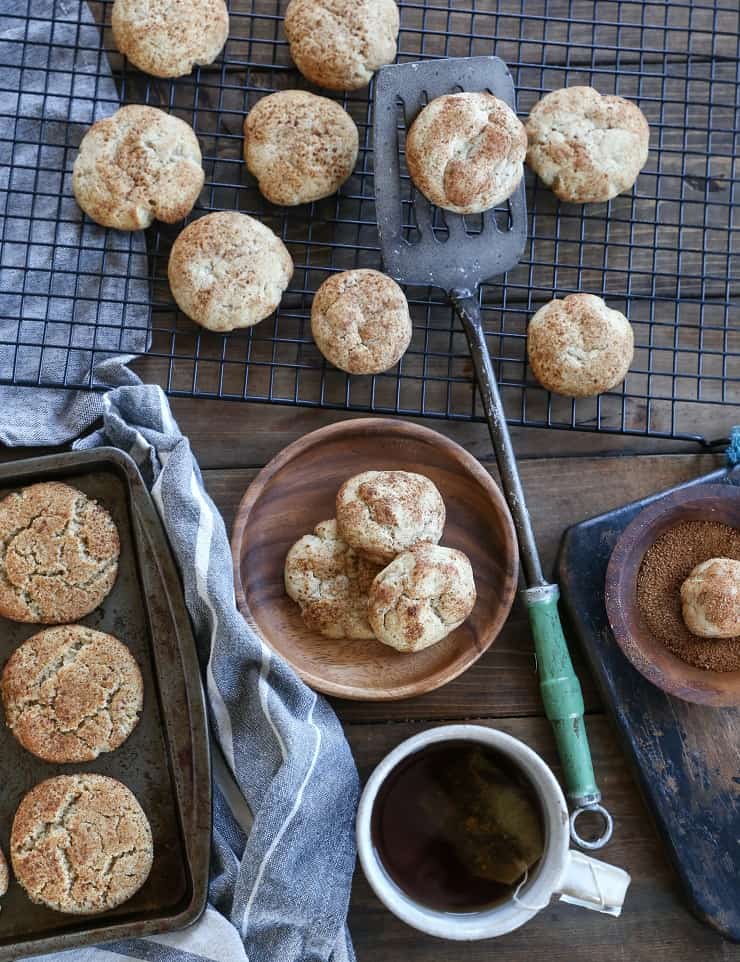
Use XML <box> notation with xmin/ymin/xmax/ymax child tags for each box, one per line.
<box><xmin>525</xmin><ymin>584</ymin><xmax>599</xmax><ymax>806</ymax></box>
<box><xmin>452</xmin><ymin>290</ymin><xmax>612</xmax><ymax>849</ymax></box>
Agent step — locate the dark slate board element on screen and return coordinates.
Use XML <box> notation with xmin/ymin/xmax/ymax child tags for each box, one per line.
<box><xmin>557</xmin><ymin>464</ymin><xmax>740</xmax><ymax>943</ymax></box>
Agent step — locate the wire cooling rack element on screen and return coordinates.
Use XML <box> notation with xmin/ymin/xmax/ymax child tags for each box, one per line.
<box><xmin>1</xmin><ymin>0</ymin><xmax>739</xmax><ymax>443</ymax></box>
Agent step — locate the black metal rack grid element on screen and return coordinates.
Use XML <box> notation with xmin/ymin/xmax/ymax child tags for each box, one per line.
<box><xmin>1</xmin><ymin>0</ymin><xmax>739</xmax><ymax>444</ymax></box>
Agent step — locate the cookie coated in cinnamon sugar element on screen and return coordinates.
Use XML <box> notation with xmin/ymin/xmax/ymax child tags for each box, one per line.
<box><xmin>0</xmin><ymin>482</ymin><xmax>119</xmax><ymax>624</ymax></box>
<box><xmin>11</xmin><ymin>774</ymin><xmax>153</xmax><ymax>914</ymax></box>
<box><xmin>2</xmin><ymin>625</ymin><xmax>144</xmax><ymax>763</ymax></box>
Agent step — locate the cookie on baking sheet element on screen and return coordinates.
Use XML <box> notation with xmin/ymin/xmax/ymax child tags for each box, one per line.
<box><xmin>244</xmin><ymin>90</ymin><xmax>359</xmax><ymax>206</ymax></box>
<box><xmin>73</xmin><ymin>105</ymin><xmax>204</xmax><ymax>231</ymax></box>
<box><xmin>168</xmin><ymin>211</ymin><xmax>294</xmax><ymax>332</ymax></box>
<box><xmin>368</xmin><ymin>544</ymin><xmax>477</xmax><ymax>652</ymax></box>
<box><xmin>112</xmin><ymin>0</ymin><xmax>229</xmax><ymax>78</ymax></box>
<box><xmin>2</xmin><ymin>625</ymin><xmax>143</xmax><ymax>763</ymax></box>
<box><xmin>525</xmin><ymin>86</ymin><xmax>650</xmax><ymax>203</ymax></box>
<box><xmin>284</xmin><ymin>0</ymin><xmax>399</xmax><ymax>91</ymax></box>
<box><xmin>285</xmin><ymin>519</ymin><xmax>382</xmax><ymax>639</ymax></box>
<box><xmin>336</xmin><ymin>470</ymin><xmax>445</xmax><ymax>564</ymax></box>
<box><xmin>0</xmin><ymin>482</ymin><xmax>119</xmax><ymax>624</ymax></box>
<box><xmin>11</xmin><ymin>774</ymin><xmax>153</xmax><ymax>915</ymax></box>
<box><xmin>311</xmin><ymin>269</ymin><xmax>412</xmax><ymax>375</ymax></box>
<box><xmin>405</xmin><ymin>92</ymin><xmax>527</xmax><ymax>214</ymax></box>
<box><xmin>527</xmin><ymin>293</ymin><xmax>634</xmax><ymax>398</ymax></box>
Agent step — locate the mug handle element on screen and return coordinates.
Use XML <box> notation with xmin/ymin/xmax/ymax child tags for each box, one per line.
<box><xmin>556</xmin><ymin>850</ymin><xmax>631</xmax><ymax>917</ymax></box>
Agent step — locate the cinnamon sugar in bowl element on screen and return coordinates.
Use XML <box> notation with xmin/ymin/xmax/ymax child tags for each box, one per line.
<box><xmin>605</xmin><ymin>482</ymin><xmax>740</xmax><ymax>707</ymax></box>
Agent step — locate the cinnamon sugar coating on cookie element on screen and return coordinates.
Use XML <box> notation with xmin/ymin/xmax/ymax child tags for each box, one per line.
<box><xmin>285</xmin><ymin>519</ymin><xmax>381</xmax><ymax>638</ymax></box>
<box><xmin>527</xmin><ymin>293</ymin><xmax>634</xmax><ymax>398</ymax></box>
<box><xmin>285</xmin><ymin>0</ymin><xmax>399</xmax><ymax>91</ymax></box>
<box><xmin>526</xmin><ymin>86</ymin><xmax>649</xmax><ymax>203</ymax></box>
<box><xmin>2</xmin><ymin>626</ymin><xmax>143</xmax><ymax>763</ymax></box>
<box><xmin>112</xmin><ymin>0</ymin><xmax>229</xmax><ymax>78</ymax></box>
<box><xmin>244</xmin><ymin>90</ymin><xmax>358</xmax><ymax>206</ymax></box>
<box><xmin>311</xmin><ymin>269</ymin><xmax>412</xmax><ymax>374</ymax></box>
<box><xmin>0</xmin><ymin>482</ymin><xmax>119</xmax><ymax>623</ymax></box>
<box><xmin>406</xmin><ymin>92</ymin><xmax>527</xmax><ymax>214</ymax></box>
<box><xmin>11</xmin><ymin>774</ymin><xmax>152</xmax><ymax>914</ymax></box>
<box><xmin>168</xmin><ymin>211</ymin><xmax>294</xmax><ymax>332</ymax></box>
<box><xmin>336</xmin><ymin>470</ymin><xmax>445</xmax><ymax>564</ymax></box>
<box><xmin>73</xmin><ymin>105</ymin><xmax>204</xmax><ymax>230</ymax></box>
<box><xmin>368</xmin><ymin>544</ymin><xmax>476</xmax><ymax>652</ymax></box>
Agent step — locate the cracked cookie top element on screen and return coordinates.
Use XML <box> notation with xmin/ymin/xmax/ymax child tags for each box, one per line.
<box><xmin>0</xmin><ymin>482</ymin><xmax>120</xmax><ymax>624</ymax></box>
<box><xmin>244</xmin><ymin>90</ymin><xmax>359</xmax><ymax>207</ymax></box>
<box><xmin>311</xmin><ymin>269</ymin><xmax>412</xmax><ymax>375</ymax></box>
<box><xmin>526</xmin><ymin>292</ymin><xmax>634</xmax><ymax>398</ymax></box>
<box><xmin>2</xmin><ymin>626</ymin><xmax>143</xmax><ymax>763</ymax></box>
<box><xmin>336</xmin><ymin>470</ymin><xmax>445</xmax><ymax>564</ymax></box>
<box><xmin>405</xmin><ymin>92</ymin><xmax>527</xmax><ymax>215</ymax></box>
<box><xmin>368</xmin><ymin>543</ymin><xmax>477</xmax><ymax>652</ymax></box>
<box><xmin>284</xmin><ymin>519</ymin><xmax>382</xmax><ymax>639</ymax></box>
<box><xmin>11</xmin><ymin>773</ymin><xmax>153</xmax><ymax>914</ymax></box>
<box><xmin>525</xmin><ymin>86</ymin><xmax>650</xmax><ymax>204</ymax></box>
<box><xmin>112</xmin><ymin>0</ymin><xmax>229</xmax><ymax>79</ymax></box>
<box><xmin>0</xmin><ymin>845</ymin><xmax>7</xmax><ymax>899</ymax></box>
<box><xmin>167</xmin><ymin>211</ymin><xmax>294</xmax><ymax>332</ymax></box>
<box><xmin>73</xmin><ymin>105</ymin><xmax>205</xmax><ymax>231</ymax></box>
<box><xmin>285</xmin><ymin>0</ymin><xmax>399</xmax><ymax>92</ymax></box>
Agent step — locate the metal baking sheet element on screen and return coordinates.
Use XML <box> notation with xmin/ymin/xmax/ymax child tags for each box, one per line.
<box><xmin>0</xmin><ymin>448</ymin><xmax>211</xmax><ymax>960</ymax></box>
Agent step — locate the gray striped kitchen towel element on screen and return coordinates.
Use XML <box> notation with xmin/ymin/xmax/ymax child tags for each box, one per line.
<box><xmin>35</xmin><ymin>383</ymin><xmax>357</xmax><ymax>962</ymax></box>
<box><xmin>2</xmin><ymin>3</ymin><xmax>360</xmax><ymax>957</ymax></box>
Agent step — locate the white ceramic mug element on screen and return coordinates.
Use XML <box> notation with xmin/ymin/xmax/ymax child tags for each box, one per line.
<box><xmin>356</xmin><ymin>724</ymin><xmax>630</xmax><ymax>940</ymax></box>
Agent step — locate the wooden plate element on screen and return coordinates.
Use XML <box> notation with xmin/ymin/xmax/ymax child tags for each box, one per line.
<box><xmin>231</xmin><ymin>418</ymin><xmax>519</xmax><ymax>700</ymax></box>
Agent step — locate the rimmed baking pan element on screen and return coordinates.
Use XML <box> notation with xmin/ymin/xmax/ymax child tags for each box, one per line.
<box><xmin>0</xmin><ymin>448</ymin><xmax>211</xmax><ymax>961</ymax></box>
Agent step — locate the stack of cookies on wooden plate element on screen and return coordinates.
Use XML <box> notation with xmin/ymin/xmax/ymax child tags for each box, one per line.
<box><xmin>0</xmin><ymin>482</ymin><xmax>152</xmax><ymax>916</ymax></box>
<box><xmin>285</xmin><ymin>471</ymin><xmax>477</xmax><ymax>653</ymax></box>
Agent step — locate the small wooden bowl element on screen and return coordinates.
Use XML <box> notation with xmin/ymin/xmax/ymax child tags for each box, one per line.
<box><xmin>231</xmin><ymin>418</ymin><xmax>518</xmax><ymax>700</ymax></box>
<box><xmin>605</xmin><ymin>483</ymin><xmax>740</xmax><ymax>707</ymax></box>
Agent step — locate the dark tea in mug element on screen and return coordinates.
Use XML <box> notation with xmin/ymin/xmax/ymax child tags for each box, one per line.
<box><xmin>370</xmin><ymin>740</ymin><xmax>545</xmax><ymax>913</ymax></box>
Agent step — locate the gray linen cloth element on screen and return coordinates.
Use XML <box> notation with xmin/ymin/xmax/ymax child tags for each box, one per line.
<box><xmin>1</xmin><ymin>0</ymin><xmax>148</xmax><ymax>444</ymax></box>
<box><xmin>0</xmin><ymin>3</ymin><xmax>361</xmax><ymax>960</ymax></box>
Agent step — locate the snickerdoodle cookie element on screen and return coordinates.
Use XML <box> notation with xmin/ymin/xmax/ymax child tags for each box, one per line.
<box><xmin>311</xmin><ymin>269</ymin><xmax>412</xmax><ymax>374</ymax></box>
<box><xmin>284</xmin><ymin>0</ymin><xmax>399</xmax><ymax>91</ymax></box>
<box><xmin>112</xmin><ymin>0</ymin><xmax>229</xmax><ymax>78</ymax></box>
<box><xmin>168</xmin><ymin>211</ymin><xmax>294</xmax><ymax>332</ymax></box>
<box><xmin>336</xmin><ymin>470</ymin><xmax>445</xmax><ymax>564</ymax></box>
<box><xmin>11</xmin><ymin>774</ymin><xmax>153</xmax><ymax>914</ymax></box>
<box><xmin>680</xmin><ymin>558</ymin><xmax>740</xmax><ymax>639</ymax></box>
<box><xmin>0</xmin><ymin>846</ymin><xmax>7</xmax><ymax>899</ymax></box>
<box><xmin>406</xmin><ymin>92</ymin><xmax>527</xmax><ymax>214</ymax></box>
<box><xmin>0</xmin><ymin>482</ymin><xmax>119</xmax><ymax>624</ymax></box>
<box><xmin>368</xmin><ymin>544</ymin><xmax>476</xmax><ymax>652</ymax></box>
<box><xmin>526</xmin><ymin>86</ymin><xmax>650</xmax><ymax>203</ymax></box>
<box><xmin>285</xmin><ymin>519</ymin><xmax>382</xmax><ymax>638</ymax></box>
<box><xmin>2</xmin><ymin>626</ymin><xmax>143</xmax><ymax>763</ymax></box>
<box><xmin>527</xmin><ymin>293</ymin><xmax>634</xmax><ymax>397</ymax></box>
<box><xmin>244</xmin><ymin>90</ymin><xmax>359</xmax><ymax>206</ymax></box>
<box><xmin>73</xmin><ymin>105</ymin><xmax>204</xmax><ymax>230</ymax></box>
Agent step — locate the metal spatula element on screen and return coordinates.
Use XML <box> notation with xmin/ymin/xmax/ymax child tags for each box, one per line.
<box><xmin>373</xmin><ymin>55</ymin><xmax>612</xmax><ymax>849</ymax></box>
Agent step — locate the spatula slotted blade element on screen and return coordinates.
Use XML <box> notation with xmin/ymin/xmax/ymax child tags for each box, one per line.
<box><xmin>373</xmin><ymin>56</ymin><xmax>527</xmax><ymax>292</ymax></box>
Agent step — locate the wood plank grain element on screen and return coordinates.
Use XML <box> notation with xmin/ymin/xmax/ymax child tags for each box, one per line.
<box><xmin>345</xmin><ymin>715</ymin><xmax>740</xmax><ymax>962</ymax></box>
<box><xmin>166</xmin><ymin>398</ymin><xmax>718</xmax><ymax>469</ymax></box>
<box><xmin>202</xmin><ymin>451</ymin><xmax>722</xmax><ymax>721</ymax></box>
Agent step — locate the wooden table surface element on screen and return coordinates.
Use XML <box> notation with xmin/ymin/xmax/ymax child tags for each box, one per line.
<box><xmin>187</xmin><ymin>399</ymin><xmax>740</xmax><ymax>961</ymax></box>
<box><xmin>8</xmin><ymin>398</ymin><xmax>736</xmax><ymax>961</ymax></box>
<box><xmin>196</xmin><ymin>403</ymin><xmax>740</xmax><ymax>962</ymax></box>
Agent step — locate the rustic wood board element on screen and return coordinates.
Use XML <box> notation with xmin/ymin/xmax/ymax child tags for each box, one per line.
<box><xmin>558</xmin><ymin>464</ymin><xmax>740</xmax><ymax>942</ymax></box>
